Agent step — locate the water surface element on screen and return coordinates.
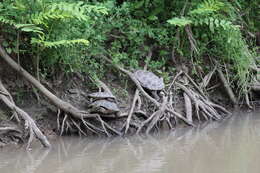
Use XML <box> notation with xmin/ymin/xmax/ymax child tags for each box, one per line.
<box><xmin>1</xmin><ymin>111</ymin><xmax>260</xmax><ymax>173</ymax></box>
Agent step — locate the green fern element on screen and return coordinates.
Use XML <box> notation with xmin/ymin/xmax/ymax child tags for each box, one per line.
<box><xmin>167</xmin><ymin>17</ymin><xmax>192</xmax><ymax>27</ymax></box>
<box><xmin>0</xmin><ymin>16</ymin><xmax>16</xmax><ymax>26</ymax></box>
<box><xmin>30</xmin><ymin>11</ymin><xmax>75</xmax><ymax>26</ymax></box>
<box><xmin>31</xmin><ymin>38</ymin><xmax>89</xmax><ymax>49</ymax></box>
<box><xmin>193</xmin><ymin>17</ymin><xmax>238</xmax><ymax>32</ymax></box>
<box><xmin>189</xmin><ymin>0</ymin><xmax>226</xmax><ymax>16</ymax></box>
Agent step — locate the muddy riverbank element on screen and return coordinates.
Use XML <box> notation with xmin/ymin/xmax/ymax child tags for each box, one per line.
<box><xmin>0</xmin><ymin>69</ymin><xmax>234</xmax><ymax>148</ymax></box>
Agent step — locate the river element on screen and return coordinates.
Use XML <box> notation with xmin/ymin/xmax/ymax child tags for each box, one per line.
<box><xmin>1</xmin><ymin>110</ymin><xmax>260</xmax><ymax>173</ymax></box>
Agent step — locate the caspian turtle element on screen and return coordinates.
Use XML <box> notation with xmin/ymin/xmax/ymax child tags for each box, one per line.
<box><xmin>134</xmin><ymin>70</ymin><xmax>165</xmax><ymax>100</ymax></box>
<box><xmin>89</xmin><ymin>100</ymin><xmax>120</xmax><ymax>116</ymax></box>
<box><xmin>88</xmin><ymin>92</ymin><xmax>116</xmax><ymax>101</ymax></box>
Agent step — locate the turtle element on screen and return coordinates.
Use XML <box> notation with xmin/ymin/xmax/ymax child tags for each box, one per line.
<box><xmin>88</xmin><ymin>92</ymin><xmax>116</xmax><ymax>102</ymax></box>
<box><xmin>133</xmin><ymin>70</ymin><xmax>165</xmax><ymax>100</ymax></box>
<box><xmin>89</xmin><ymin>100</ymin><xmax>120</xmax><ymax>117</ymax></box>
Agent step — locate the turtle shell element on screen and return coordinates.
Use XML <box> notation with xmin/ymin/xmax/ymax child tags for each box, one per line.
<box><xmin>134</xmin><ymin>70</ymin><xmax>164</xmax><ymax>90</ymax></box>
<box><xmin>89</xmin><ymin>100</ymin><xmax>120</xmax><ymax>114</ymax></box>
<box><xmin>88</xmin><ymin>92</ymin><xmax>116</xmax><ymax>100</ymax></box>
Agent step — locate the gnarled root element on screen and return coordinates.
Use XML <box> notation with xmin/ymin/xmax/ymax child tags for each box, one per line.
<box><xmin>137</xmin><ymin>93</ymin><xmax>168</xmax><ymax>134</ymax></box>
<box><xmin>0</xmin><ymin>80</ymin><xmax>50</xmax><ymax>149</ymax></box>
<box><xmin>176</xmin><ymin>82</ymin><xmax>230</xmax><ymax>121</ymax></box>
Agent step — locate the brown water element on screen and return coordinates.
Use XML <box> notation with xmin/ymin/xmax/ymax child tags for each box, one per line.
<box><xmin>1</xmin><ymin>111</ymin><xmax>260</xmax><ymax>173</ymax></box>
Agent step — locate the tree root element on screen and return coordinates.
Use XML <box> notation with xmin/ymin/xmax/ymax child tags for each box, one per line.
<box><xmin>137</xmin><ymin>93</ymin><xmax>168</xmax><ymax>134</ymax></box>
<box><xmin>0</xmin><ymin>44</ymin><xmax>233</xmax><ymax>142</ymax></box>
<box><xmin>0</xmin><ymin>80</ymin><xmax>50</xmax><ymax>148</ymax></box>
<box><xmin>1</xmin><ymin>44</ymin><xmax>122</xmax><ymax>139</ymax></box>
<box><xmin>176</xmin><ymin>82</ymin><xmax>230</xmax><ymax>121</ymax></box>
<box><xmin>124</xmin><ymin>47</ymin><xmax>153</xmax><ymax>134</ymax></box>
<box><xmin>125</xmin><ymin>89</ymin><xmax>140</xmax><ymax>134</ymax></box>
<box><xmin>0</xmin><ymin>45</ymin><xmax>95</xmax><ymax>120</ymax></box>
<box><xmin>101</xmin><ymin>55</ymin><xmax>194</xmax><ymax>126</ymax></box>
<box><xmin>184</xmin><ymin>92</ymin><xmax>193</xmax><ymax>122</ymax></box>
<box><xmin>217</xmin><ymin>69</ymin><xmax>237</xmax><ymax>105</ymax></box>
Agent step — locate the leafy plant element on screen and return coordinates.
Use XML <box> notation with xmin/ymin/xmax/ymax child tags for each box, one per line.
<box><xmin>167</xmin><ymin>0</ymin><xmax>255</xmax><ymax>95</ymax></box>
<box><xmin>0</xmin><ymin>0</ymin><xmax>107</xmax><ymax>76</ymax></box>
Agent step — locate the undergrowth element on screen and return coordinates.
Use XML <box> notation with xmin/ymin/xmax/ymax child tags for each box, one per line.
<box><xmin>0</xmin><ymin>0</ymin><xmax>258</xmax><ymax>97</ymax></box>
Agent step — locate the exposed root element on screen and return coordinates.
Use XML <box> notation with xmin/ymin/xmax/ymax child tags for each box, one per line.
<box><xmin>0</xmin><ymin>45</ymin><xmax>97</xmax><ymax>120</ymax></box>
<box><xmin>176</xmin><ymin>82</ymin><xmax>230</xmax><ymax>121</ymax></box>
<box><xmin>0</xmin><ymin>44</ymin><xmax>233</xmax><ymax>143</ymax></box>
<box><xmin>71</xmin><ymin>118</ymin><xmax>87</xmax><ymax>137</ymax></box>
<box><xmin>125</xmin><ymin>89</ymin><xmax>140</xmax><ymax>134</ymax></box>
<box><xmin>217</xmin><ymin>68</ymin><xmax>237</xmax><ymax>105</ymax></box>
<box><xmin>0</xmin><ymin>80</ymin><xmax>50</xmax><ymax>148</ymax></box>
<box><xmin>200</xmin><ymin>67</ymin><xmax>216</xmax><ymax>89</ymax></box>
<box><xmin>101</xmin><ymin>55</ymin><xmax>194</xmax><ymax>127</ymax></box>
<box><xmin>184</xmin><ymin>92</ymin><xmax>193</xmax><ymax>122</ymax></box>
<box><xmin>145</xmin><ymin>94</ymin><xmax>168</xmax><ymax>134</ymax></box>
<box><xmin>60</xmin><ymin>114</ymin><xmax>68</xmax><ymax>136</ymax></box>
<box><xmin>124</xmin><ymin>47</ymin><xmax>153</xmax><ymax>134</ymax></box>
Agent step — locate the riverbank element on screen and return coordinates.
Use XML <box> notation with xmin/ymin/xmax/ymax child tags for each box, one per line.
<box><xmin>0</xmin><ymin>65</ymin><xmax>250</xmax><ymax>148</ymax></box>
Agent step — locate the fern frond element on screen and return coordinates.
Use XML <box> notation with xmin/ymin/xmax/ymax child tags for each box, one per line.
<box><xmin>31</xmin><ymin>38</ymin><xmax>89</xmax><ymax>49</ymax></box>
<box><xmin>49</xmin><ymin>2</ymin><xmax>108</xmax><ymax>21</ymax></box>
<box><xmin>167</xmin><ymin>17</ymin><xmax>192</xmax><ymax>27</ymax></box>
<box><xmin>0</xmin><ymin>16</ymin><xmax>44</xmax><ymax>34</ymax></box>
<box><xmin>30</xmin><ymin>11</ymin><xmax>74</xmax><ymax>25</ymax></box>
<box><xmin>50</xmin><ymin>2</ymin><xmax>89</xmax><ymax>21</ymax></box>
<box><xmin>15</xmin><ymin>24</ymin><xmax>44</xmax><ymax>34</ymax></box>
<box><xmin>190</xmin><ymin>0</ymin><xmax>225</xmax><ymax>16</ymax></box>
<box><xmin>193</xmin><ymin>17</ymin><xmax>238</xmax><ymax>32</ymax></box>
<box><xmin>82</xmin><ymin>4</ymin><xmax>109</xmax><ymax>15</ymax></box>
<box><xmin>0</xmin><ymin>16</ymin><xmax>16</xmax><ymax>26</ymax></box>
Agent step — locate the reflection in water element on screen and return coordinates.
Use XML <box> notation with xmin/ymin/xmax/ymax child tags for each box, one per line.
<box><xmin>1</xmin><ymin>111</ymin><xmax>260</xmax><ymax>173</ymax></box>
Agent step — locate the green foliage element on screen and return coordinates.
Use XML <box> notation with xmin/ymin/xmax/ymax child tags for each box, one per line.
<box><xmin>0</xmin><ymin>0</ymin><xmax>106</xmax><ymax>73</ymax></box>
<box><xmin>166</xmin><ymin>0</ymin><xmax>256</xmax><ymax>94</ymax></box>
<box><xmin>0</xmin><ymin>0</ymin><xmax>258</xmax><ymax>97</ymax></box>
<box><xmin>31</xmin><ymin>38</ymin><xmax>89</xmax><ymax>49</ymax></box>
<box><xmin>189</xmin><ymin>0</ymin><xmax>226</xmax><ymax>16</ymax></box>
<box><xmin>167</xmin><ymin>17</ymin><xmax>192</xmax><ymax>27</ymax></box>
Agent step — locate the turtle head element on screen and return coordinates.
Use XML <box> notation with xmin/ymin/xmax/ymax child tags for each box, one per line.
<box><xmin>159</xmin><ymin>91</ymin><xmax>165</xmax><ymax>97</ymax></box>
